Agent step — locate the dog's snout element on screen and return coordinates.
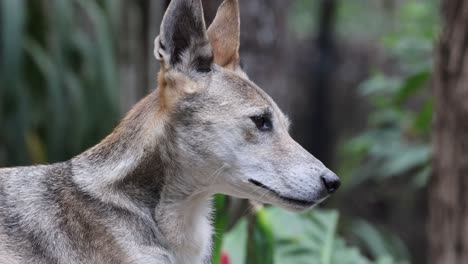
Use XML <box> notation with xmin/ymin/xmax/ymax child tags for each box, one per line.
<box><xmin>320</xmin><ymin>172</ymin><xmax>340</xmax><ymax>194</ymax></box>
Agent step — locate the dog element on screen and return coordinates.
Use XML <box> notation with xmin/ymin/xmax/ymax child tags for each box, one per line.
<box><xmin>0</xmin><ymin>0</ymin><xmax>340</xmax><ymax>263</ymax></box>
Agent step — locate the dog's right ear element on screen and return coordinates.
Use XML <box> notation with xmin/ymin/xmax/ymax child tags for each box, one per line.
<box><xmin>207</xmin><ymin>0</ymin><xmax>240</xmax><ymax>70</ymax></box>
<box><xmin>155</xmin><ymin>0</ymin><xmax>213</xmax><ymax>74</ymax></box>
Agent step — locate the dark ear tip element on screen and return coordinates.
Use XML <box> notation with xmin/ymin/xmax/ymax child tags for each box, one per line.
<box><xmin>159</xmin><ymin>0</ymin><xmax>214</xmax><ymax>71</ymax></box>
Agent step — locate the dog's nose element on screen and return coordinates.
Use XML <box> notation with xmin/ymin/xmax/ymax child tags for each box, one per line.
<box><xmin>321</xmin><ymin>172</ymin><xmax>340</xmax><ymax>194</ymax></box>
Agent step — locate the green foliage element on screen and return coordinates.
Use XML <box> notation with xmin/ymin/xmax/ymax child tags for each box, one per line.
<box><xmin>222</xmin><ymin>207</ymin><xmax>406</xmax><ymax>264</ymax></box>
<box><xmin>212</xmin><ymin>195</ymin><xmax>229</xmax><ymax>264</ymax></box>
<box><xmin>218</xmin><ymin>2</ymin><xmax>438</xmax><ymax>263</ymax></box>
<box><xmin>330</xmin><ymin>2</ymin><xmax>438</xmax><ymax>263</ymax></box>
<box><xmin>339</xmin><ymin>0</ymin><xmax>437</xmax><ymax>190</ymax></box>
<box><xmin>246</xmin><ymin>209</ymin><xmax>275</xmax><ymax>264</ymax></box>
<box><xmin>289</xmin><ymin>0</ymin><xmax>320</xmax><ymax>39</ymax></box>
<box><xmin>337</xmin><ymin>0</ymin><xmax>394</xmax><ymax>40</ymax></box>
<box><xmin>0</xmin><ymin>0</ymin><xmax>121</xmax><ymax>166</ymax></box>
<box><xmin>349</xmin><ymin>220</ymin><xmax>410</xmax><ymax>263</ymax></box>
<box><xmin>1</xmin><ymin>1</ymin><xmax>436</xmax><ymax>263</ymax></box>
<box><xmin>382</xmin><ymin>1</ymin><xmax>439</xmax><ymax>70</ymax></box>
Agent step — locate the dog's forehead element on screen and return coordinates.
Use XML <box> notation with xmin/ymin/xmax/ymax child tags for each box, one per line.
<box><xmin>210</xmin><ymin>69</ymin><xmax>270</xmax><ymax>106</ymax></box>
<box><xmin>206</xmin><ymin>68</ymin><xmax>290</xmax><ymax>129</ymax></box>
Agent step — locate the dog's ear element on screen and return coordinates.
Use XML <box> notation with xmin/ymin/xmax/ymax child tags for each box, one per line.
<box><xmin>207</xmin><ymin>0</ymin><xmax>240</xmax><ymax>70</ymax></box>
<box><xmin>155</xmin><ymin>0</ymin><xmax>213</xmax><ymax>74</ymax></box>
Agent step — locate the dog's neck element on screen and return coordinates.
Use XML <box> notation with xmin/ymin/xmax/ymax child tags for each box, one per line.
<box><xmin>72</xmin><ymin>91</ymin><xmax>213</xmax><ymax>261</ymax></box>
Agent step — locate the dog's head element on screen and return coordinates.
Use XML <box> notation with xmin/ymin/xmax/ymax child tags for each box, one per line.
<box><xmin>155</xmin><ymin>0</ymin><xmax>340</xmax><ymax>211</ymax></box>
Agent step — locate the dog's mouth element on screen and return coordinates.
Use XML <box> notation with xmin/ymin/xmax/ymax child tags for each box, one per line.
<box><xmin>248</xmin><ymin>179</ymin><xmax>316</xmax><ymax>208</ymax></box>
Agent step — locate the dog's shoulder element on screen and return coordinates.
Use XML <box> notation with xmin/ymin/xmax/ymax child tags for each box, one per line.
<box><xmin>0</xmin><ymin>161</ymin><xmax>135</xmax><ymax>263</ymax></box>
<box><xmin>0</xmin><ymin>163</ymin><xmax>53</xmax><ymax>180</ymax></box>
<box><xmin>0</xmin><ymin>163</ymin><xmax>60</xmax><ymax>202</ymax></box>
<box><xmin>0</xmin><ymin>164</ymin><xmax>53</xmax><ymax>263</ymax></box>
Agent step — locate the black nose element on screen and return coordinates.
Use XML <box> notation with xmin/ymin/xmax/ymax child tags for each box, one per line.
<box><xmin>321</xmin><ymin>172</ymin><xmax>341</xmax><ymax>194</ymax></box>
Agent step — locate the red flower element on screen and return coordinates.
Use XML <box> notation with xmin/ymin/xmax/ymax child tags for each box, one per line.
<box><xmin>221</xmin><ymin>251</ymin><xmax>231</xmax><ymax>264</ymax></box>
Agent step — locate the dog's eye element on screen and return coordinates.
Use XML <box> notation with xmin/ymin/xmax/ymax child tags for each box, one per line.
<box><xmin>250</xmin><ymin>115</ymin><xmax>272</xmax><ymax>131</ymax></box>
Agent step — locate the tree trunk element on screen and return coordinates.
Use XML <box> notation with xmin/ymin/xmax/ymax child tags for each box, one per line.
<box><xmin>308</xmin><ymin>0</ymin><xmax>337</xmax><ymax>166</ymax></box>
<box><xmin>429</xmin><ymin>1</ymin><xmax>468</xmax><ymax>263</ymax></box>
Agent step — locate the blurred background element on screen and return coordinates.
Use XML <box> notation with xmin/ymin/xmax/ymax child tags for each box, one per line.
<box><xmin>1</xmin><ymin>0</ymin><xmax>465</xmax><ymax>263</ymax></box>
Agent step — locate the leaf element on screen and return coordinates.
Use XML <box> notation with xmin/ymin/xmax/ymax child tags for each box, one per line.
<box><xmin>1</xmin><ymin>0</ymin><xmax>122</xmax><ymax>166</ymax></box>
<box><xmin>63</xmin><ymin>71</ymin><xmax>86</xmax><ymax>153</ymax></box>
<box><xmin>25</xmin><ymin>131</ymin><xmax>47</xmax><ymax>164</ymax></box>
<box><xmin>0</xmin><ymin>0</ymin><xmax>25</xmax><ymax>85</ymax></box>
<box><xmin>224</xmin><ymin>208</ymin><xmax>374</xmax><ymax>264</ymax></box>
<box><xmin>0</xmin><ymin>0</ymin><xmax>26</xmax><ymax>163</ymax></box>
<box><xmin>316</xmin><ymin>211</ymin><xmax>339</xmax><ymax>264</ymax></box>
<box><xmin>212</xmin><ymin>195</ymin><xmax>229</xmax><ymax>264</ymax></box>
<box><xmin>24</xmin><ymin>39</ymin><xmax>65</xmax><ymax>162</ymax></box>
<box><xmin>380</xmin><ymin>144</ymin><xmax>431</xmax><ymax>179</ymax></box>
<box><xmin>350</xmin><ymin>220</ymin><xmax>410</xmax><ymax>262</ymax></box>
<box><xmin>223</xmin><ymin>219</ymin><xmax>247</xmax><ymax>264</ymax></box>
<box><xmin>76</xmin><ymin>0</ymin><xmax>120</xmax><ymax>114</ymax></box>
<box><xmin>412</xmin><ymin>165</ymin><xmax>432</xmax><ymax>188</ymax></box>
<box><xmin>369</xmin><ymin>108</ymin><xmax>402</xmax><ymax>127</ymax></box>
<box><xmin>359</xmin><ymin>74</ymin><xmax>401</xmax><ymax>98</ymax></box>
<box><xmin>246</xmin><ymin>208</ymin><xmax>275</xmax><ymax>264</ymax></box>
<box><xmin>395</xmin><ymin>71</ymin><xmax>430</xmax><ymax>106</ymax></box>
<box><xmin>331</xmin><ymin>238</ymin><xmax>371</xmax><ymax>264</ymax></box>
<box><xmin>412</xmin><ymin>99</ymin><xmax>433</xmax><ymax>137</ymax></box>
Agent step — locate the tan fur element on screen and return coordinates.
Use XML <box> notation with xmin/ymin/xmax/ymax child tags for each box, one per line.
<box><xmin>0</xmin><ymin>1</ymin><xmax>339</xmax><ymax>263</ymax></box>
<box><xmin>208</xmin><ymin>0</ymin><xmax>240</xmax><ymax>69</ymax></box>
<box><xmin>158</xmin><ymin>69</ymin><xmax>171</xmax><ymax>111</ymax></box>
<box><xmin>158</xmin><ymin>69</ymin><xmax>200</xmax><ymax>112</ymax></box>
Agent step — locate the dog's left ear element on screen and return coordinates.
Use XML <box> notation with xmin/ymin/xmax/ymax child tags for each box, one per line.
<box><xmin>207</xmin><ymin>0</ymin><xmax>241</xmax><ymax>70</ymax></box>
<box><xmin>155</xmin><ymin>0</ymin><xmax>213</xmax><ymax>74</ymax></box>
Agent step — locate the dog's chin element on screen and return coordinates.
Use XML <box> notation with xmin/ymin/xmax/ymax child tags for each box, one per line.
<box><xmin>278</xmin><ymin>204</ymin><xmax>315</xmax><ymax>212</ymax></box>
<box><xmin>245</xmin><ymin>179</ymin><xmax>328</xmax><ymax>212</ymax></box>
<box><xmin>260</xmin><ymin>195</ymin><xmax>324</xmax><ymax>212</ymax></box>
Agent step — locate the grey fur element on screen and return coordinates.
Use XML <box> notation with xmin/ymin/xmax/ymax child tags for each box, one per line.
<box><xmin>0</xmin><ymin>0</ymin><xmax>339</xmax><ymax>263</ymax></box>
